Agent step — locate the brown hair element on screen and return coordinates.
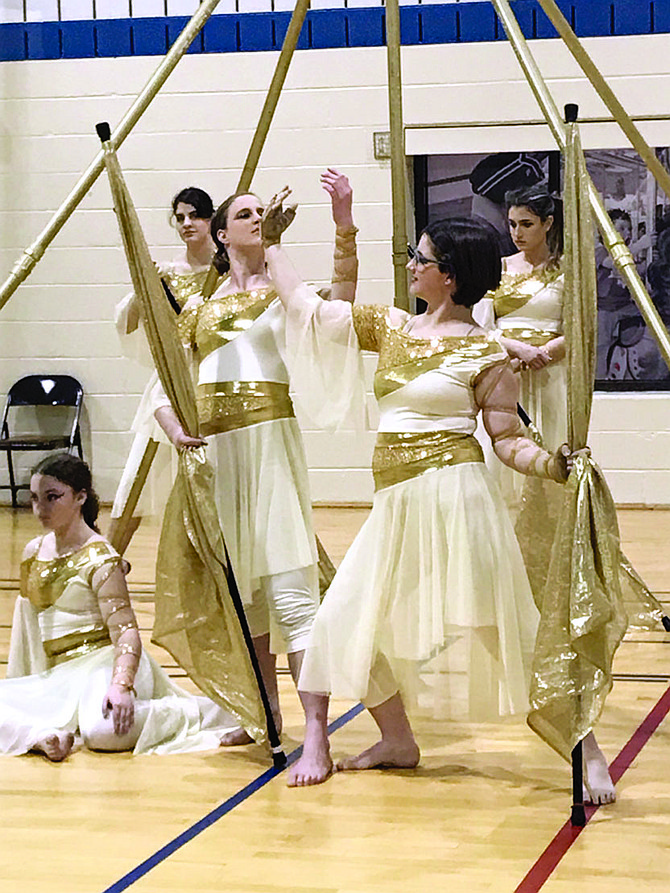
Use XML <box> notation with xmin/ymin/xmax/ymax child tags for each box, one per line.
<box><xmin>32</xmin><ymin>453</ymin><xmax>100</xmax><ymax>532</ymax></box>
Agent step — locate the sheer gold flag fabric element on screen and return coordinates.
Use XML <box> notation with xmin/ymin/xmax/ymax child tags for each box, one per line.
<box><xmin>100</xmin><ymin>141</ymin><xmax>267</xmax><ymax>744</ymax></box>
<box><xmin>525</xmin><ymin>124</ymin><xmax>661</xmax><ymax>760</ymax></box>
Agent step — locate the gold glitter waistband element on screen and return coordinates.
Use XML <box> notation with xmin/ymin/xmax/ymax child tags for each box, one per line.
<box><xmin>43</xmin><ymin>627</ymin><xmax>112</xmax><ymax>666</ymax></box>
<box><xmin>372</xmin><ymin>430</ymin><xmax>484</xmax><ymax>491</ymax></box>
<box><xmin>500</xmin><ymin>328</ymin><xmax>559</xmax><ymax>346</ymax></box>
<box><xmin>197</xmin><ymin>381</ymin><xmax>295</xmax><ymax>436</ymax></box>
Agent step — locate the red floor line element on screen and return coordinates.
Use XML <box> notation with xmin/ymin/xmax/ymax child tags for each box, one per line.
<box><xmin>514</xmin><ymin>682</ymin><xmax>670</xmax><ymax>893</ymax></box>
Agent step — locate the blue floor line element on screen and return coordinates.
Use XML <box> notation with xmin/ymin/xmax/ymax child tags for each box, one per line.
<box><xmin>102</xmin><ymin>702</ymin><xmax>365</xmax><ymax>893</ymax></box>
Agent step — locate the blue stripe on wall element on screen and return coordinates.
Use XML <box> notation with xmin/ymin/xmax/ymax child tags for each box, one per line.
<box><xmin>0</xmin><ymin>0</ymin><xmax>666</xmax><ymax>63</ymax></box>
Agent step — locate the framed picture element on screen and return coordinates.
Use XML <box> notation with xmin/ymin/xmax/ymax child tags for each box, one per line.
<box><xmin>412</xmin><ymin>148</ymin><xmax>670</xmax><ymax>390</ymax></box>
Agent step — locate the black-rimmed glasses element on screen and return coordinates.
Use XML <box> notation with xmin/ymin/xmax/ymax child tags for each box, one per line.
<box><xmin>407</xmin><ymin>243</ymin><xmax>442</xmax><ymax>268</ymax></box>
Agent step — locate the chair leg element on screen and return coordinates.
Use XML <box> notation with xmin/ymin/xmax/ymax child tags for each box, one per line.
<box><xmin>6</xmin><ymin>448</ymin><xmax>17</xmax><ymax>509</ymax></box>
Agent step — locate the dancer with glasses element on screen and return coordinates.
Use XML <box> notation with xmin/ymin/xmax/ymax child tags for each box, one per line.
<box><xmin>260</xmin><ymin>193</ymin><xmax>580</xmax><ymax>787</ymax></box>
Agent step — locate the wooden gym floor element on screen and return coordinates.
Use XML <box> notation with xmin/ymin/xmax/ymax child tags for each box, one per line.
<box><xmin>1</xmin><ymin>504</ymin><xmax>669</xmax><ymax>893</ymax></box>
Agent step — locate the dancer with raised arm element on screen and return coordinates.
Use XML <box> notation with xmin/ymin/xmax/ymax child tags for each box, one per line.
<box><xmin>0</xmin><ymin>452</ymin><xmax>234</xmax><ymax>760</ymax></box>
<box><xmin>260</xmin><ymin>192</ymin><xmax>582</xmax><ymax>787</ymax></box>
<box><xmin>153</xmin><ymin>170</ymin><xmax>358</xmax><ymax>750</ymax></box>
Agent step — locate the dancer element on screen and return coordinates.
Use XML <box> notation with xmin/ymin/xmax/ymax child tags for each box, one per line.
<box><xmin>481</xmin><ymin>187</ymin><xmax>615</xmax><ymax>804</ymax></box>
<box><xmin>474</xmin><ymin>186</ymin><xmax>565</xmax><ymax>513</ymax></box>
<box><xmin>153</xmin><ymin>169</ymin><xmax>358</xmax><ymax>747</ymax></box>
<box><xmin>111</xmin><ymin>187</ymin><xmax>220</xmax><ymax>546</ymax></box>
<box><xmin>0</xmin><ymin>452</ymin><xmax>234</xmax><ymax>760</ymax></box>
<box><xmin>260</xmin><ymin>197</ymin><xmax>580</xmax><ymax>787</ymax></box>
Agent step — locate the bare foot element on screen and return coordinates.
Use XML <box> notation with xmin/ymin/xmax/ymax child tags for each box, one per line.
<box><xmin>583</xmin><ymin>732</ymin><xmax>616</xmax><ymax>805</ymax></box>
<box><xmin>219</xmin><ymin>728</ymin><xmax>255</xmax><ymax>747</ymax></box>
<box><xmin>337</xmin><ymin>738</ymin><xmax>420</xmax><ymax>772</ymax></box>
<box><xmin>33</xmin><ymin>731</ymin><xmax>74</xmax><ymax>762</ymax></box>
<box><xmin>288</xmin><ymin>733</ymin><xmax>332</xmax><ymax>787</ymax></box>
<box><xmin>220</xmin><ymin>714</ymin><xmax>282</xmax><ymax>747</ymax></box>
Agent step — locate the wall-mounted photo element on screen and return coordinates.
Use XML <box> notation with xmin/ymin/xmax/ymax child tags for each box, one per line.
<box><xmin>413</xmin><ymin>148</ymin><xmax>670</xmax><ymax>390</ymax></box>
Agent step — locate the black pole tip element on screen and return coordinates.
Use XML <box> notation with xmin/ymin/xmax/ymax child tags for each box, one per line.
<box><xmin>96</xmin><ymin>122</ymin><xmax>111</xmax><ymax>143</ymax></box>
<box><xmin>272</xmin><ymin>749</ymin><xmax>288</xmax><ymax>770</ymax></box>
<box><xmin>564</xmin><ymin>103</ymin><xmax>579</xmax><ymax>123</ymax></box>
<box><xmin>571</xmin><ymin>804</ymin><xmax>586</xmax><ymax>827</ymax></box>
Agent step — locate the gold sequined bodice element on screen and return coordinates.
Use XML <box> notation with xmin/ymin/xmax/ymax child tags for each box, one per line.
<box><xmin>178</xmin><ymin>287</ymin><xmax>276</xmax><ymax>359</ymax></box>
<box><xmin>161</xmin><ymin>268</ymin><xmax>213</xmax><ymax>310</ymax></box>
<box><xmin>490</xmin><ymin>267</ymin><xmax>563</xmax><ymax>321</ymax></box>
<box><xmin>20</xmin><ymin>541</ymin><xmax>122</xmax><ymax>612</ymax></box>
<box><xmin>352</xmin><ymin>305</ymin><xmax>507</xmax><ymax>400</ymax></box>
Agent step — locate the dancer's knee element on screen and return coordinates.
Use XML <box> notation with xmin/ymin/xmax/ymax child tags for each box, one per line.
<box><xmin>263</xmin><ymin>567</ymin><xmax>318</xmax><ymax>652</ymax></box>
<box><xmin>81</xmin><ymin>715</ymin><xmax>141</xmax><ymax>752</ymax></box>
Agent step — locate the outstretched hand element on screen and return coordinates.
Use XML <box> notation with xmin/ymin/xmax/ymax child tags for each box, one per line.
<box><xmin>261</xmin><ymin>186</ymin><xmax>297</xmax><ymax>247</ymax></box>
<box><xmin>321</xmin><ymin>168</ymin><xmax>354</xmax><ymax>229</ymax></box>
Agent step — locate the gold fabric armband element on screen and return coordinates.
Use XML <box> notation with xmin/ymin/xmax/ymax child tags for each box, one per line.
<box><xmin>332</xmin><ymin>225</ymin><xmax>359</xmax><ymax>283</ymax></box>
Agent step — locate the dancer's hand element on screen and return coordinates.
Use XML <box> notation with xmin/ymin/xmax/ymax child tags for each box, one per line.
<box><xmin>172</xmin><ymin>428</ymin><xmax>206</xmax><ymax>450</ymax></box>
<box><xmin>261</xmin><ymin>186</ymin><xmax>297</xmax><ymax>247</ymax></box>
<box><xmin>515</xmin><ymin>343</ymin><xmax>552</xmax><ymax>370</ymax></box>
<box><xmin>547</xmin><ymin>443</ymin><xmax>590</xmax><ymax>482</ymax></box>
<box><xmin>503</xmin><ymin>336</ymin><xmax>552</xmax><ymax>371</ymax></box>
<box><xmin>103</xmin><ymin>684</ymin><xmax>135</xmax><ymax>736</ymax></box>
<box><xmin>564</xmin><ymin>445</ymin><xmax>591</xmax><ymax>477</ymax></box>
<box><xmin>321</xmin><ymin>168</ymin><xmax>354</xmax><ymax>229</ymax></box>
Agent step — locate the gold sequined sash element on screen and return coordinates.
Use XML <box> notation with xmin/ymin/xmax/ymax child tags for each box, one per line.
<box><xmin>372</xmin><ymin>430</ymin><xmax>484</xmax><ymax>491</ymax></box>
<box><xmin>500</xmin><ymin>327</ymin><xmax>559</xmax><ymax>346</ymax></box>
<box><xmin>21</xmin><ymin>542</ymin><xmax>121</xmax><ymax>611</ymax></box>
<box><xmin>43</xmin><ymin>626</ymin><xmax>112</xmax><ymax>666</ymax></box>
<box><xmin>197</xmin><ymin>381</ymin><xmax>295</xmax><ymax>436</ymax></box>
<box><xmin>492</xmin><ymin>268</ymin><xmax>563</xmax><ymax>318</ymax></box>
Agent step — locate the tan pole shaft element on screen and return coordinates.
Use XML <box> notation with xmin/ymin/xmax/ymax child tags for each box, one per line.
<box><xmin>0</xmin><ymin>0</ymin><xmax>221</xmax><ymax>312</ymax></box>
<box><xmin>537</xmin><ymin>0</ymin><xmax>670</xmax><ymax>201</ymax></box>
<box><xmin>237</xmin><ymin>0</ymin><xmax>309</xmax><ymax>193</ymax></box>
<box><xmin>107</xmin><ymin>439</ymin><xmax>159</xmax><ymax>555</ymax></box>
<box><xmin>200</xmin><ymin>0</ymin><xmax>310</xmax><ymax>298</ymax></box>
<box><xmin>385</xmin><ymin>0</ymin><xmax>410</xmax><ymax>311</ymax></box>
<box><xmin>492</xmin><ymin>0</ymin><xmax>670</xmax><ymax>370</ymax></box>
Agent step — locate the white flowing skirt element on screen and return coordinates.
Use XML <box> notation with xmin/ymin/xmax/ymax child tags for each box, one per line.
<box><xmin>0</xmin><ymin>640</ymin><xmax>236</xmax><ymax>756</ymax></box>
<box><xmin>299</xmin><ymin>461</ymin><xmax>539</xmax><ymax>722</ymax></box>
<box><xmin>209</xmin><ymin>417</ymin><xmax>318</xmax><ymax>603</ymax></box>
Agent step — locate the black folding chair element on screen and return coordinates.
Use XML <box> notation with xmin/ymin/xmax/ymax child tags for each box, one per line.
<box><xmin>0</xmin><ymin>375</ymin><xmax>84</xmax><ymax>507</ymax></box>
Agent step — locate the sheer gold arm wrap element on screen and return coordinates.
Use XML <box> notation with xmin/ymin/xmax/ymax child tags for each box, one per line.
<box><xmin>95</xmin><ymin>563</ymin><xmax>141</xmax><ymax>694</ymax></box>
<box><xmin>332</xmin><ymin>224</ymin><xmax>359</xmax><ymax>284</ymax></box>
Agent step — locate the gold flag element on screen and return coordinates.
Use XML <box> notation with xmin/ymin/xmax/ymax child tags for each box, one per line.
<box><xmin>100</xmin><ymin>132</ymin><xmax>268</xmax><ymax>745</ymax></box>
<box><xmin>525</xmin><ymin>123</ymin><xmax>660</xmax><ymax>760</ymax></box>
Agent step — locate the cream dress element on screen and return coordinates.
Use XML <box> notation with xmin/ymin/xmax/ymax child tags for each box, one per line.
<box><xmin>474</xmin><ymin>265</ymin><xmax>566</xmax><ymax>513</ymax></box>
<box><xmin>157</xmin><ymin>285</ymin><xmax>319</xmax><ymax>646</ymax></box>
<box><xmin>285</xmin><ymin>289</ymin><xmax>539</xmax><ymax>722</ymax></box>
<box><xmin>0</xmin><ymin>540</ymin><xmax>234</xmax><ymax>756</ymax></box>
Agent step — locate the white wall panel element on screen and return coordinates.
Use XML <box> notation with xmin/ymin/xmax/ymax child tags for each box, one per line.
<box><xmin>96</xmin><ymin>0</ymin><xmax>131</xmax><ymax>17</ymax></box>
<box><xmin>165</xmin><ymin>0</ymin><xmax>196</xmax><ymax>15</ymax></box>
<box><xmin>24</xmin><ymin>0</ymin><xmax>58</xmax><ymax>22</ymax></box>
<box><xmin>60</xmin><ymin>0</ymin><xmax>95</xmax><ymax>19</ymax></box>
<box><xmin>1</xmin><ymin>0</ymin><xmax>24</xmax><ymax>23</ymax></box>
<box><xmin>131</xmin><ymin>0</ymin><xmax>165</xmax><ymax>17</ymax></box>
